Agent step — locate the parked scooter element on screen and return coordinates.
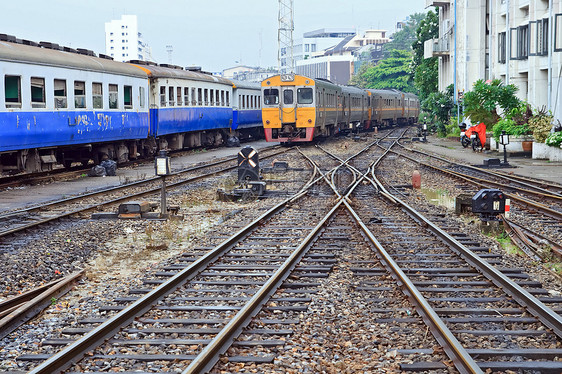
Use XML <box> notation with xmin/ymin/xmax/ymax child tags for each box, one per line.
<box><xmin>459</xmin><ymin>122</ymin><xmax>471</xmax><ymax>148</ymax></box>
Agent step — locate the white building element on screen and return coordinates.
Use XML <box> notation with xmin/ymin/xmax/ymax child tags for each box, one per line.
<box><xmin>425</xmin><ymin>0</ymin><xmax>562</xmax><ymax>123</ymax></box>
<box><xmin>289</xmin><ymin>28</ymin><xmax>356</xmax><ymax>66</ymax></box>
<box><xmin>105</xmin><ymin>15</ymin><xmax>151</xmax><ymax>62</ymax></box>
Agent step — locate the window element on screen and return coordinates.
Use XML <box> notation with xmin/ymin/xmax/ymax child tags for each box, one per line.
<box><xmin>240</xmin><ymin>95</ymin><xmax>244</xmax><ymax>109</ymax></box>
<box><xmin>168</xmin><ymin>86</ymin><xmax>174</xmax><ymax>106</ymax></box>
<box><xmin>74</xmin><ymin>81</ymin><xmax>86</xmax><ymax>109</ymax></box>
<box><xmin>204</xmin><ymin>89</ymin><xmax>208</xmax><ymax>105</ymax></box>
<box><xmin>216</xmin><ymin>90</ymin><xmax>220</xmax><ymax>106</ymax></box>
<box><xmin>93</xmin><ymin>83</ymin><xmax>103</xmax><ymax>109</ymax></box>
<box><xmin>210</xmin><ymin>89</ymin><xmax>214</xmax><ymax>106</ymax></box>
<box><xmin>160</xmin><ymin>86</ymin><xmax>166</xmax><ymax>106</ymax></box>
<box><xmin>539</xmin><ymin>19</ymin><xmax>549</xmax><ymax>56</ymax></box>
<box><xmin>4</xmin><ymin>75</ymin><xmax>21</xmax><ymax>107</ymax></box>
<box><xmin>31</xmin><ymin>77</ymin><xmax>45</xmax><ymax>107</ymax></box>
<box><xmin>176</xmin><ymin>87</ymin><xmax>182</xmax><ymax>106</ymax></box>
<box><xmin>54</xmin><ymin>79</ymin><xmax>67</xmax><ymax>108</ymax></box>
<box><xmin>517</xmin><ymin>25</ymin><xmax>529</xmax><ymax>60</ymax></box>
<box><xmin>184</xmin><ymin>87</ymin><xmax>189</xmax><ymax>106</ymax></box>
<box><xmin>297</xmin><ymin>88</ymin><xmax>313</xmax><ymax>104</ymax></box>
<box><xmin>139</xmin><ymin>87</ymin><xmax>146</xmax><ymax>108</ymax></box>
<box><xmin>191</xmin><ymin>88</ymin><xmax>197</xmax><ymax>105</ymax></box>
<box><xmin>305</xmin><ymin>44</ymin><xmax>310</xmax><ymax>52</ymax></box>
<box><xmin>283</xmin><ymin>89</ymin><xmax>293</xmax><ymax>104</ymax></box>
<box><xmin>498</xmin><ymin>32</ymin><xmax>506</xmax><ymax>63</ymax></box>
<box><xmin>197</xmin><ymin>88</ymin><xmax>202</xmax><ymax>105</ymax></box>
<box><xmin>226</xmin><ymin>91</ymin><xmax>230</xmax><ymax>106</ymax></box>
<box><xmin>258</xmin><ymin>96</ymin><xmax>261</xmax><ymax>108</ymax></box>
<box><xmin>124</xmin><ymin>85</ymin><xmax>133</xmax><ymax>108</ymax></box>
<box><xmin>109</xmin><ymin>84</ymin><xmax>118</xmax><ymax>109</ymax></box>
<box><xmin>221</xmin><ymin>90</ymin><xmax>225</xmax><ymax>106</ymax></box>
<box><xmin>555</xmin><ymin>13</ymin><xmax>562</xmax><ymax>52</ymax></box>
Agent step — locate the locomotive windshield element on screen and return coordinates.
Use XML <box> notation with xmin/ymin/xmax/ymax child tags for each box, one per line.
<box><xmin>297</xmin><ymin>88</ymin><xmax>313</xmax><ymax>104</ymax></box>
<box><xmin>283</xmin><ymin>89</ymin><xmax>293</xmax><ymax>104</ymax></box>
<box><xmin>263</xmin><ymin>88</ymin><xmax>279</xmax><ymax>105</ymax></box>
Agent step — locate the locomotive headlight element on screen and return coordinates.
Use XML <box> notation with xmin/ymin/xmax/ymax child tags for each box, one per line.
<box><xmin>266</xmin><ymin>120</ymin><xmax>270</xmax><ymax>124</ymax></box>
<box><xmin>308</xmin><ymin>119</ymin><xmax>312</xmax><ymax>123</ymax></box>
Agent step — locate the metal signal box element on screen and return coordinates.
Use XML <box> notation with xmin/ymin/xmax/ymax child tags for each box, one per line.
<box><xmin>471</xmin><ymin>189</ymin><xmax>506</xmax><ymax>221</ymax></box>
<box><xmin>238</xmin><ymin>146</ymin><xmax>260</xmax><ymax>183</ymax></box>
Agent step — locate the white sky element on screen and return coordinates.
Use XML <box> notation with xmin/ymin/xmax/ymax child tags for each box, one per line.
<box><xmin>1</xmin><ymin>0</ymin><xmax>426</xmax><ymax>72</ymax></box>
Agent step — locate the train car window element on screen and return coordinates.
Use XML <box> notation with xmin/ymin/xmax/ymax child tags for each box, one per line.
<box><xmin>258</xmin><ymin>96</ymin><xmax>261</xmax><ymax>109</ymax></box>
<box><xmin>297</xmin><ymin>88</ymin><xmax>313</xmax><ymax>104</ymax></box>
<box><xmin>109</xmin><ymin>84</ymin><xmax>118</xmax><ymax>109</ymax></box>
<box><xmin>226</xmin><ymin>91</ymin><xmax>230</xmax><ymax>106</ymax></box>
<box><xmin>221</xmin><ymin>91</ymin><xmax>225</xmax><ymax>106</ymax></box>
<box><xmin>283</xmin><ymin>89</ymin><xmax>293</xmax><ymax>105</ymax></box>
<box><xmin>168</xmin><ymin>86</ymin><xmax>175</xmax><ymax>107</ymax></box>
<box><xmin>198</xmin><ymin>88</ymin><xmax>202</xmax><ymax>105</ymax></box>
<box><xmin>240</xmin><ymin>95</ymin><xmax>244</xmax><ymax>109</ymax></box>
<box><xmin>191</xmin><ymin>88</ymin><xmax>196</xmax><ymax>106</ymax></box>
<box><xmin>54</xmin><ymin>79</ymin><xmax>67</xmax><ymax>109</ymax></box>
<box><xmin>74</xmin><ymin>81</ymin><xmax>86</xmax><ymax>109</ymax></box>
<box><xmin>184</xmin><ymin>88</ymin><xmax>189</xmax><ymax>107</ymax></box>
<box><xmin>263</xmin><ymin>88</ymin><xmax>279</xmax><ymax>105</ymax></box>
<box><xmin>5</xmin><ymin>75</ymin><xmax>21</xmax><ymax>107</ymax></box>
<box><xmin>210</xmin><ymin>89</ymin><xmax>214</xmax><ymax>106</ymax></box>
<box><xmin>92</xmin><ymin>83</ymin><xmax>103</xmax><ymax>109</ymax></box>
<box><xmin>177</xmin><ymin>87</ymin><xmax>182</xmax><ymax>106</ymax></box>
<box><xmin>31</xmin><ymin>77</ymin><xmax>46</xmax><ymax>107</ymax></box>
<box><xmin>204</xmin><ymin>89</ymin><xmax>208</xmax><ymax>106</ymax></box>
<box><xmin>216</xmin><ymin>90</ymin><xmax>220</xmax><ymax>106</ymax></box>
<box><xmin>160</xmin><ymin>86</ymin><xmax>166</xmax><ymax>107</ymax></box>
<box><xmin>124</xmin><ymin>85</ymin><xmax>133</xmax><ymax>109</ymax></box>
<box><xmin>139</xmin><ymin>87</ymin><xmax>146</xmax><ymax>108</ymax></box>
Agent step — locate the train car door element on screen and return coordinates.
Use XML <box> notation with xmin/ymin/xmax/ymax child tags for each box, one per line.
<box><xmin>281</xmin><ymin>87</ymin><xmax>296</xmax><ymax>124</ymax></box>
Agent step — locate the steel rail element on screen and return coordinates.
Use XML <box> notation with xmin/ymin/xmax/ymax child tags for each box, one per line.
<box><xmin>0</xmin><ymin>148</ymin><xmax>293</xmax><ymax>240</ymax></box>
<box><xmin>384</xmin><ymin>147</ymin><xmax>562</xmax><ymax>220</ymax></box>
<box><xmin>0</xmin><ymin>146</ymin><xmax>284</xmax><ymax>221</ymax></box>
<box><xmin>27</xmin><ymin>154</ymin><xmax>320</xmax><ymax>374</ymax></box>
<box><xmin>0</xmin><ymin>271</ymin><xmax>83</xmax><ymax>340</ymax></box>
<box><xmin>401</xmin><ymin>141</ymin><xmax>562</xmax><ymax>196</ymax></box>
<box><xmin>182</xmin><ymin>199</ymin><xmax>343</xmax><ymax>374</ymax></box>
<box><xmin>370</xmin><ymin>146</ymin><xmax>562</xmax><ymax>339</ymax></box>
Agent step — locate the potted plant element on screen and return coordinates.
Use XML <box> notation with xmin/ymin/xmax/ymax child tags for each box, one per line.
<box><xmin>491</xmin><ymin>102</ymin><xmax>533</xmax><ymax>153</ymax></box>
<box><xmin>528</xmin><ymin>107</ymin><xmax>554</xmax><ymax>159</ymax></box>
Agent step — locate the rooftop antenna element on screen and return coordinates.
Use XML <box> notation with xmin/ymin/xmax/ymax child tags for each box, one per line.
<box><xmin>166</xmin><ymin>45</ymin><xmax>173</xmax><ymax>64</ymax></box>
<box><xmin>278</xmin><ymin>0</ymin><xmax>294</xmax><ymax>74</ymax></box>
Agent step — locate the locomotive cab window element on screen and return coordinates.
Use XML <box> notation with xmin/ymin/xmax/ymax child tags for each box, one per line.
<box><xmin>93</xmin><ymin>82</ymin><xmax>103</xmax><ymax>109</ymax></box>
<box><xmin>4</xmin><ymin>75</ymin><xmax>21</xmax><ymax>107</ymax></box>
<box><xmin>297</xmin><ymin>88</ymin><xmax>312</xmax><ymax>104</ymax></box>
<box><xmin>74</xmin><ymin>81</ymin><xmax>86</xmax><ymax>109</ymax></box>
<box><xmin>124</xmin><ymin>85</ymin><xmax>133</xmax><ymax>109</ymax></box>
<box><xmin>263</xmin><ymin>88</ymin><xmax>279</xmax><ymax>105</ymax></box>
<box><xmin>54</xmin><ymin>79</ymin><xmax>67</xmax><ymax>109</ymax></box>
<box><xmin>283</xmin><ymin>89</ymin><xmax>293</xmax><ymax>105</ymax></box>
<box><xmin>108</xmin><ymin>84</ymin><xmax>118</xmax><ymax>109</ymax></box>
<box><xmin>31</xmin><ymin>77</ymin><xmax>46</xmax><ymax>108</ymax></box>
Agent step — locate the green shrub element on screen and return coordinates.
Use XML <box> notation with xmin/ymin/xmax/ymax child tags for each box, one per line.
<box><xmin>463</xmin><ymin>79</ymin><xmax>520</xmax><ymax>129</ymax></box>
<box><xmin>545</xmin><ymin>132</ymin><xmax>562</xmax><ymax>148</ymax></box>
<box><xmin>528</xmin><ymin>107</ymin><xmax>554</xmax><ymax>143</ymax></box>
<box><xmin>445</xmin><ymin>116</ymin><xmax>460</xmax><ymax>137</ymax></box>
<box><xmin>492</xmin><ymin>118</ymin><xmax>531</xmax><ymax>141</ymax></box>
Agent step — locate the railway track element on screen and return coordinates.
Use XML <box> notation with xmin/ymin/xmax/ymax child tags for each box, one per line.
<box><xmin>0</xmin><ymin>146</ymin><xmax>287</xmax><ymax>242</ymax></box>
<box><xmin>4</xmin><ymin>132</ymin><xmax>562</xmax><ymax>373</ymax></box>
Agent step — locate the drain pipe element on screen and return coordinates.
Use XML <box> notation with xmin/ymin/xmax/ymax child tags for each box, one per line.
<box><xmin>506</xmin><ymin>0</ymin><xmax>510</xmax><ymax>84</ymax></box>
<box><xmin>548</xmin><ymin>0</ymin><xmax>553</xmax><ymax>111</ymax></box>
<box><xmin>488</xmin><ymin>0</ymin><xmax>493</xmax><ymax>80</ymax></box>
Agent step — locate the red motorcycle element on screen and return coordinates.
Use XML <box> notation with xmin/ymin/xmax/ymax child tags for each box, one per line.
<box><xmin>464</xmin><ymin>122</ymin><xmax>486</xmax><ymax>152</ymax></box>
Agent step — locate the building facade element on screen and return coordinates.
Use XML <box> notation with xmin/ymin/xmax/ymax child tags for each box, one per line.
<box><xmin>105</xmin><ymin>15</ymin><xmax>151</xmax><ymax>62</ymax></box>
<box><xmin>425</xmin><ymin>0</ymin><xmax>562</xmax><ymax>122</ymax></box>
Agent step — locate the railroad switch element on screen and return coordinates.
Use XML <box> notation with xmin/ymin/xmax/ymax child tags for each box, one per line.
<box><xmin>91</xmin><ymin>201</ymin><xmax>182</xmax><ymax>220</ymax></box>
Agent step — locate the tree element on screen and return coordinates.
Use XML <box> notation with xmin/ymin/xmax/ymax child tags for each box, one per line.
<box><xmin>384</xmin><ymin>13</ymin><xmax>426</xmax><ymax>53</ymax></box>
<box><xmin>463</xmin><ymin>79</ymin><xmax>521</xmax><ymax>128</ymax></box>
<box><xmin>412</xmin><ymin>9</ymin><xmax>439</xmax><ymax>101</ymax></box>
<box><xmin>357</xmin><ymin>50</ymin><xmax>415</xmax><ymax>92</ymax></box>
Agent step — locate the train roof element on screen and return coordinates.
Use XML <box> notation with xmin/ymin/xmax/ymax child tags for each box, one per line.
<box><xmin>0</xmin><ymin>40</ymin><xmax>147</xmax><ymax>78</ymax></box>
<box><xmin>230</xmin><ymin>79</ymin><xmax>261</xmax><ymax>90</ymax></box>
<box><xmin>130</xmin><ymin>63</ymin><xmax>233</xmax><ymax>86</ymax></box>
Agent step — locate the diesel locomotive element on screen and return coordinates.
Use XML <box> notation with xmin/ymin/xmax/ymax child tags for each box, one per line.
<box><xmin>261</xmin><ymin>74</ymin><xmax>419</xmax><ymax>143</ymax></box>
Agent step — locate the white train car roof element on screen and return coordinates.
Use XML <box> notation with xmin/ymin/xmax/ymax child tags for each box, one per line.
<box><xmin>132</xmin><ymin>63</ymin><xmax>233</xmax><ymax>86</ymax></box>
<box><xmin>0</xmin><ymin>40</ymin><xmax>147</xmax><ymax>78</ymax></box>
<box><xmin>230</xmin><ymin>79</ymin><xmax>261</xmax><ymax>90</ymax></box>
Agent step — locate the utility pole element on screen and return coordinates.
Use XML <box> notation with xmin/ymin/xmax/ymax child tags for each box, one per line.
<box><xmin>278</xmin><ymin>0</ymin><xmax>294</xmax><ymax>74</ymax></box>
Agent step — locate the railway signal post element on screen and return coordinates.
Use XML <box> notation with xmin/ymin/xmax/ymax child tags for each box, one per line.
<box><xmin>155</xmin><ymin>150</ymin><xmax>171</xmax><ymax>218</ymax></box>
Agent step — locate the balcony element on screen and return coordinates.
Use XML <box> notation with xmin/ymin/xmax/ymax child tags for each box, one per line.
<box><xmin>424</xmin><ymin>37</ymin><xmax>450</xmax><ymax>58</ymax></box>
<box><xmin>426</xmin><ymin>0</ymin><xmax>450</xmax><ymax>7</ymax></box>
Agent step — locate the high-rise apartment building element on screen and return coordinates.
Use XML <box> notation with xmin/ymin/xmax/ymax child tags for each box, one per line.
<box><xmin>105</xmin><ymin>15</ymin><xmax>151</xmax><ymax>62</ymax></box>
